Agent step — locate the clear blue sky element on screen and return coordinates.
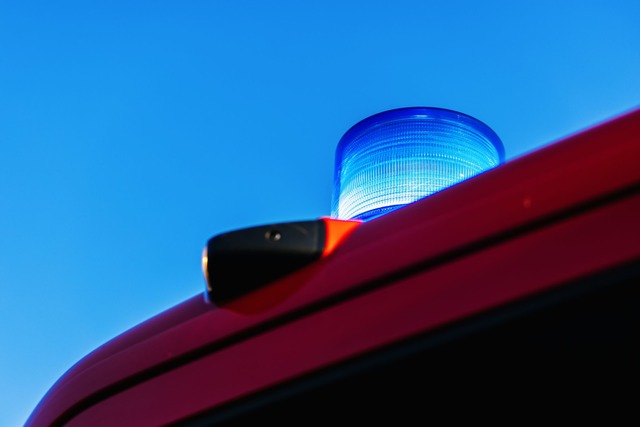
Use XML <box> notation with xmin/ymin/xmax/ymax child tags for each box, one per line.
<box><xmin>1</xmin><ymin>1</ymin><xmax>638</xmax><ymax>425</ymax></box>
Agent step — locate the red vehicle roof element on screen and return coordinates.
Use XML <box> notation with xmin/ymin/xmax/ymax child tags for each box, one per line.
<box><xmin>27</xmin><ymin>107</ymin><xmax>640</xmax><ymax>426</ymax></box>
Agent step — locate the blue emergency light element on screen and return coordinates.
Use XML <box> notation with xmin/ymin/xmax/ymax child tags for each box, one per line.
<box><xmin>331</xmin><ymin>107</ymin><xmax>505</xmax><ymax>221</ymax></box>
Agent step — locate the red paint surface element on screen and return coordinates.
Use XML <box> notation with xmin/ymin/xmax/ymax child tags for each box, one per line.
<box><xmin>320</xmin><ymin>217</ymin><xmax>361</xmax><ymax>257</ymax></box>
<box><xmin>69</xmin><ymin>195</ymin><xmax>640</xmax><ymax>426</ymax></box>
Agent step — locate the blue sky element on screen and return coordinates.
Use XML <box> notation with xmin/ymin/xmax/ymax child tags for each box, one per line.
<box><xmin>1</xmin><ymin>1</ymin><xmax>638</xmax><ymax>425</ymax></box>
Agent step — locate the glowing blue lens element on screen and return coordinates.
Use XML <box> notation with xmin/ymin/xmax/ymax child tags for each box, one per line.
<box><xmin>331</xmin><ymin>107</ymin><xmax>505</xmax><ymax>221</ymax></box>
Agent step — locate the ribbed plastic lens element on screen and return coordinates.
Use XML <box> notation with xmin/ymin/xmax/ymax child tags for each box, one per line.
<box><xmin>331</xmin><ymin>107</ymin><xmax>505</xmax><ymax>221</ymax></box>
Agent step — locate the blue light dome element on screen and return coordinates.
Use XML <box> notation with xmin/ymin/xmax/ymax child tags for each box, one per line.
<box><xmin>331</xmin><ymin>107</ymin><xmax>505</xmax><ymax>221</ymax></box>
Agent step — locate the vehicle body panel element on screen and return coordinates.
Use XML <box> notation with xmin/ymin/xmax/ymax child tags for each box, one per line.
<box><xmin>26</xmin><ymin>107</ymin><xmax>640</xmax><ymax>426</ymax></box>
